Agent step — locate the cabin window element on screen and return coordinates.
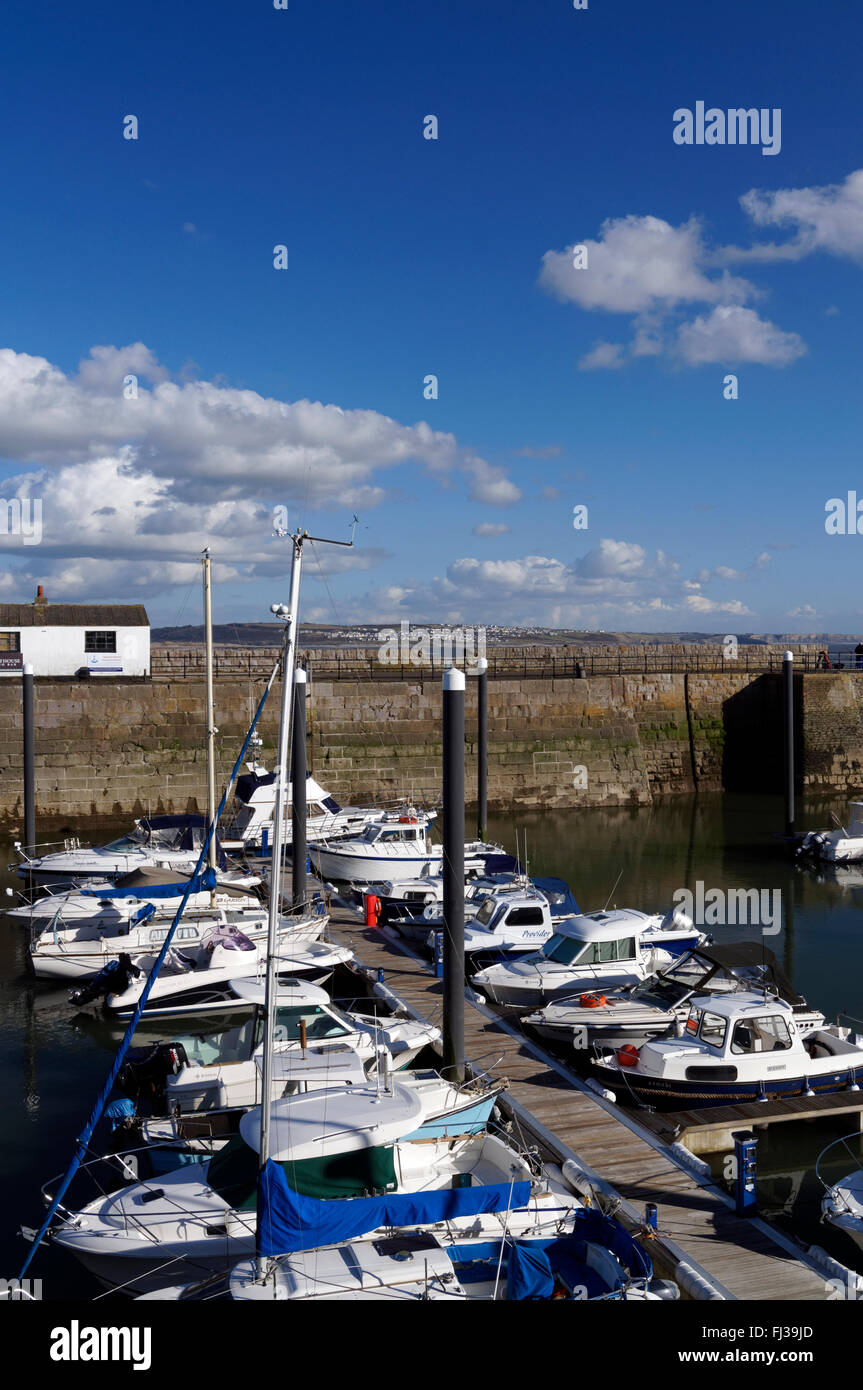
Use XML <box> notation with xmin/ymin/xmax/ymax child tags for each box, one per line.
<box><xmin>698</xmin><ymin>1012</ymin><xmax>728</xmax><ymax>1049</ymax></box>
<box><xmin>475</xmin><ymin>898</ymin><xmax>497</xmax><ymax>927</ymax></box>
<box><xmin>272</xmin><ymin>1005</ymin><xmax>351</xmax><ymax>1042</ymax></box>
<box><xmin>149</xmin><ymin>928</ymin><xmax>169</xmax><ymax>943</ymax></box>
<box><xmin>0</xmin><ymin>631</ymin><xmax>20</xmax><ymax>651</ymax></box>
<box><xmin>84</xmin><ymin>630</ymin><xmax>117</xmax><ymax>652</ymax></box>
<box><xmin>542</xmin><ymin>933</ymin><xmax>584</xmax><ymax>965</ymax></box>
<box><xmin>731</xmin><ymin>1015</ymin><xmax>792</xmax><ymax>1055</ymax></box>
<box><xmin>505</xmin><ymin>908</ymin><xmax>545</xmax><ymax>927</ymax></box>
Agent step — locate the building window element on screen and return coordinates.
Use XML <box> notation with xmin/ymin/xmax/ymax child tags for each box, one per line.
<box><xmin>0</xmin><ymin>632</ymin><xmax>21</xmax><ymax>652</ymax></box>
<box><xmin>85</xmin><ymin>631</ymin><xmax>117</xmax><ymax>653</ymax></box>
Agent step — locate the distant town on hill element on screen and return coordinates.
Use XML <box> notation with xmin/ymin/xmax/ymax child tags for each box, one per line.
<box><xmin>151</xmin><ymin>623</ymin><xmax>860</xmax><ymax>648</ymax></box>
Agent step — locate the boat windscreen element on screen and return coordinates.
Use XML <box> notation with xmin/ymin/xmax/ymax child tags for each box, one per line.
<box><xmin>541</xmin><ymin>933</ymin><xmax>585</xmax><ymax>965</ymax></box>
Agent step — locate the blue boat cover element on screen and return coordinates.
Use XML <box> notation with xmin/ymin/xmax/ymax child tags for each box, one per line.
<box><xmin>507</xmin><ymin>1241</ymin><xmax>555</xmax><ymax>1300</ymax></box>
<box><xmin>81</xmin><ymin>867</ymin><xmax>219</xmax><ymax>900</ymax></box>
<box><xmin>257</xmin><ymin>1159</ymin><xmax>532</xmax><ymax>1257</ymax></box>
<box><xmin>532</xmin><ymin>877</ymin><xmax>580</xmax><ymax>916</ymax></box>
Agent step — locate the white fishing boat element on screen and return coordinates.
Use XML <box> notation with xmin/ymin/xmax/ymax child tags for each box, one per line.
<box><xmin>524</xmin><ymin>942</ymin><xmax>824</xmax><ymax>1051</ymax></box>
<box><xmin>592</xmin><ymin>991</ymin><xmax>863</xmax><ymax>1108</ymax></box>
<box><xmin>392</xmin><ymin>878</ymin><xmax>579</xmax><ymax>957</ymax></box>
<box><xmin>472</xmin><ymin>908</ymin><xmax>703</xmax><ymax>1011</ymax></box>
<box><xmin>28</xmin><ymin>896</ymin><xmax>326</xmax><ymax>983</ymax></box>
<box><xmin>798</xmin><ymin>803</ymin><xmax>863</xmax><ymax>863</ymax></box>
<box><xmin>310</xmin><ymin>814</ymin><xmax>505</xmax><ymax>885</ymax></box>
<box><xmin>116</xmin><ymin>977</ymin><xmax>442</xmax><ymax>1113</ymax></box>
<box><xmin>47</xmin><ymin>1082</ymin><xmax>579</xmax><ymax>1294</ymax></box>
<box><xmin>220</xmin><ymin>751</ymin><xmax>382</xmax><ymax>854</ymax></box>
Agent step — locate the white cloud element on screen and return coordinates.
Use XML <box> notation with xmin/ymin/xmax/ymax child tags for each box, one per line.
<box><xmin>676</xmin><ymin>306</ymin><xmax>806</xmax><ymax>366</ymax></box>
<box><xmin>472</xmin><ymin>522</ymin><xmax>511</xmax><ymax>537</ymax></box>
<box><xmin>786</xmin><ymin>604</ymin><xmax>818</xmax><ymax>618</ymax></box>
<box><xmin>684</xmin><ymin>595</ymin><xmax>753</xmax><ymax>615</ymax></box>
<box><xmin>578</xmin><ymin>342</ymin><xmax>626</xmax><ymax>371</ymax></box>
<box><xmin>0</xmin><ymin>341</ymin><xmax>523</xmax><ymax>601</ymax></box>
<box><xmin>738</xmin><ymin>168</ymin><xmax>863</xmax><ymax>264</ymax></box>
<box><xmin>540</xmin><ymin>216</ymin><xmax>752</xmax><ymax>314</ymax></box>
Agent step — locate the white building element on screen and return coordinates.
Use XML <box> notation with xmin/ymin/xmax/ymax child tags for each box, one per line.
<box><xmin>0</xmin><ymin>589</ymin><xmax>150</xmax><ymax>677</ymax></box>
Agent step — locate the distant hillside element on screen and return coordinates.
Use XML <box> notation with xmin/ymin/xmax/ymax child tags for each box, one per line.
<box><xmin>151</xmin><ymin>623</ymin><xmax>854</xmax><ymax>648</ymax></box>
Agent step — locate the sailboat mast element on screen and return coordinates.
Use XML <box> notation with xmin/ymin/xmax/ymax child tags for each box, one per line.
<box><xmin>256</xmin><ymin>530</ymin><xmax>304</xmax><ymax>1280</ymax></box>
<box><xmin>202</xmin><ymin>549</ymin><xmax>218</xmax><ymax>906</ymax></box>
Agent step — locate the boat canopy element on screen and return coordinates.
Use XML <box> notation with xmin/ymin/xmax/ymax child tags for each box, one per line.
<box><xmin>257</xmin><ymin>1157</ymin><xmax>532</xmax><ymax>1256</ymax></box>
<box><xmin>532</xmin><ymin>877</ymin><xmax>580</xmax><ymax>916</ymax></box>
<box><xmin>687</xmin><ymin>942</ymin><xmax>805</xmax><ymax>1007</ymax></box>
<box><xmin>233</xmin><ymin>768</ymin><xmax>340</xmax><ymax>812</ymax></box>
<box><xmin>239</xmin><ymin>1085</ymin><xmax>425</xmax><ymax>1161</ymax></box>
<box><xmin>80</xmin><ymin>866</ymin><xmax>219</xmax><ymax>900</ymax></box>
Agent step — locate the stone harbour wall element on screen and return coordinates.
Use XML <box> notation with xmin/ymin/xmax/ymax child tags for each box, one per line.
<box><xmin>0</xmin><ymin>662</ymin><xmax>858</xmax><ymax>830</ymax></box>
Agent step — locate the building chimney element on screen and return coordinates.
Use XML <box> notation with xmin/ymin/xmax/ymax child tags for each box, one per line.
<box><xmin>35</xmin><ymin>585</ymin><xmax>44</xmax><ymax>602</ymax></box>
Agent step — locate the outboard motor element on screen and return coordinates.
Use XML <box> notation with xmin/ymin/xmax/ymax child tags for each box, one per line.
<box><xmin>117</xmin><ymin>1040</ymin><xmax>189</xmax><ymax>1102</ymax></box>
<box><xmin>68</xmin><ymin>954</ymin><xmax>141</xmax><ymax>1007</ymax></box>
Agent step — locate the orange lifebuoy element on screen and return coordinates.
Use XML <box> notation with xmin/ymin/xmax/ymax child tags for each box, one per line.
<box><xmin>398</xmin><ymin>815</ymin><xmax>419</xmax><ymax>824</ymax></box>
<box><xmin>580</xmin><ymin>992</ymin><xmax>607</xmax><ymax>1008</ymax></box>
<box><xmin>617</xmin><ymin>1044</ymin><xmax>640</xmax><ymax>1068</ymax></box>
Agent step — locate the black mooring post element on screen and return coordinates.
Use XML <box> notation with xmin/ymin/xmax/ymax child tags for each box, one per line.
<box><xmin>476</xmin><ymin>656</ymin><xmax>487</xmax><ymax>842</ymax></box>
<box><xmin>291</xmin><ymin>668</ymin><xmax>308</xmax><ymax>910</ymax></box>
<box><xmin>23</xmin><ymin>663</ymin><xmax>35</xmax><ymax>853</ymax></box>
<box><xmin>442</xmin><ymin>667</ymin><xmax>465</xmax><ymax>1082</ymax></box>
<box><xmin>783</xmin><ymin>650</ymin><xmax>795</xmax><ymax>837</ymax></box>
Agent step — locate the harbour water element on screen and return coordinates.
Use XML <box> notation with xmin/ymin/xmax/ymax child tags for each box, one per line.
<box><xmin>4</xmin><ymin>791</ymin><xmax>863</xmax><ymax>1295</ymax></box>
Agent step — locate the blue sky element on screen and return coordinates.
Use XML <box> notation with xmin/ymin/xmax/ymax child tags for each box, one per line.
<box><xmin>0</xmin><ymin>0</ymin><xmax>862</xmax><ymax>632</ymax></box>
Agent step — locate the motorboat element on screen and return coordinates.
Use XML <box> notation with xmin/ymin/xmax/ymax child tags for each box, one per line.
<box><xmin>523</xmin><ymin>942</ymin><xmax>825</xmax><ymax>1052</ymax></box>
<box><xmin>27</xmin><ymin>891</ymin><xmax>326</xmax><ymax>983</ymax></box>
<box><xmin>7</xmin><ymin>864</ymin><xmax>262</xmax><ymax>933</ymax></box>
<box><xmin>360</xmin><ymin>862</ymin><xmax>553</xmax><ymax>929</ymax></box>
<box><xmin>392</xmin><ymin>878</ymin><xmax>578</xmax><ymax>954</ymax></box>
<box><xmin>309</xmin><ymin>814</ymin><xmax>506</xmax><ymax>885</ymax></box>
<box><xmin>797</xmin><ymin>803</ymin><xmax>863</xmax><ymax>863</ymax></box>
<box><xmin>69</xmin><ymin>917</ymin><xmax>344</xmax><ymax>1020</ymax></box>
<box><xmin>16</xmin><ymin>815</ymin><xmax>219</xmax><ymax>885</ymax></box>
<box><xmin>818</xmin><ymin>1134</ymin><xmax>863</xmax><ymax>1255</ymax></box>
<box><xmin>219</xmin><ymin>754</ymin><xmax>382</xmax><ymax>854</ymax></box>
<box><xmin>116</xmin><ymin>977</ymin><xmax>441</xmax><ymax>1114</ymax></box>
<box><xmin>47</xmin><ymin>1082</ymin><xmax>580</xmax><ymax>1294</ymax></box>
<box><xmin>592</xmin><ymin>991</ymin><xmax>863</xmax><ymax>1108</ymax></box>
<box><xmin>472</xmin><ymin>908</ymin><xmax>703</xmax><ymax>1011</ymax></box>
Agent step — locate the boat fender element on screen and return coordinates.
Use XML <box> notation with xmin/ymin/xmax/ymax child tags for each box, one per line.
<box><xmin>580</xmin><ymin>992</ymin><xmax>607</xmax><ymax>1008</ymax></box>
<box><xmin>674</xmin><ymin>1259</ymin><xmax>725</xmax><ymax>1301</ymax></box>
<box><xmin>561</xmin><ymin>1158</ymin><xmax>600</xmax><ymax>1204</ymax></box>
<box><xmin>806</xmin><ymin>1245</ymin><xmax>863</xmax><ymax>1298</ymax></box>
<box><xmin>670</xmin><ymin>1142</ymin><xmax>712</xmax><ymax>1179</ymax></box>
<box><xmin>364</xmin><ymin>893</ymin><xmax>381</xmax><ymax>928</ymax></box>
<box><xmin>585</xmin><ymin>1077</ymin><xmax>617</xmax><ymax>1103</ymax></box>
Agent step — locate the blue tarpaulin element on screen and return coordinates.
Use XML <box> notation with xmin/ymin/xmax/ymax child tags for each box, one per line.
<box><xmin>81</xmin><ymin>867</ymin><xmax>219</xmax><ymax>900</ymax></box>
<box><xmin>507</xmin><ymin>1241</ymin><xmax>555</xmax><ymax>1300</ymax></box>
<box><xmin>257</xmin><ymin>1159</ymin><xmax>532</xmax><ymax>1257</ymax></box>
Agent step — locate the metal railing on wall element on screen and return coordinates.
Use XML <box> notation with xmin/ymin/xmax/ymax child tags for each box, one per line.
<box><xmin>148</xmin><ymin>646</ymin><xmax>856</xmax><ymax>682</ymax></box>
